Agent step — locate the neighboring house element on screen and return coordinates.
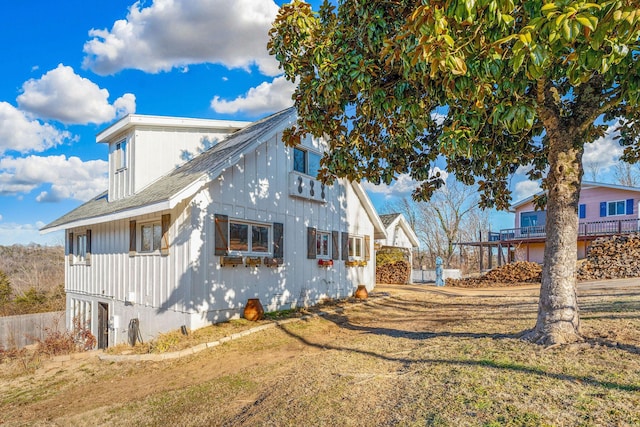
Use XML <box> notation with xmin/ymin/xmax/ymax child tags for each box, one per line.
<box><xmin>41</xmin><ymin>108</ymin><xmax>386</xmax><ymax>348</ymax></box>
<box><xmin>376</xmin><ymin>213</ymin><xmax>420</xmax><ymax>284</ymax></box>
<box><xmin>377</xmin><ymin>213</ymin><xmax>419</xmax><ymax>255</ymax></box>
<box><xmin>501</xmin><ymin>181</ymin><xmax>640</xmax><ymax>263</ymax></box>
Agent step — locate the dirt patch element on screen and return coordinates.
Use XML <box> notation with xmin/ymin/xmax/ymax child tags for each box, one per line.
<box><xmin>1</xmin><ymin>282</ymin><xmax>639</xmax><ymax>426</ymax></box>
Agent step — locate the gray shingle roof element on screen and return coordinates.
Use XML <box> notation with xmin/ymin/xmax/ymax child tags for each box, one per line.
<box><xmin>379</xmin><ymin>213</ymin><xmax>401</xmax><ymax>228</ymax></box>
<box><xmin>41</xmin><ymin>107</ymin><xmax>296</xmax><ymax>231</ymax></box>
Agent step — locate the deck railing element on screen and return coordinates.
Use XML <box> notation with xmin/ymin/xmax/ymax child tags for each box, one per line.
<box><xmin>499</xmin><ymin>218</ymin><xmax>640</xmax><ymax>241</ymax></box>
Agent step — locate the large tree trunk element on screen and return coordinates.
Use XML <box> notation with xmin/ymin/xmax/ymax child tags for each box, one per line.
<box><xmin>522</xmin><ymin>129</ymin><xmax>584</xmax><ymax>345</ymax></box>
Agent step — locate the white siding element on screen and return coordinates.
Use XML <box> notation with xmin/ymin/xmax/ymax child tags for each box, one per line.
<box><xmin>108</xmin><ymin>126</ymin><xmax>239</xmax><ymax>201</ymax></box>
<box><xmin>186</xmin><ymin>131</ymin><xmax>375</xmax><ymax>331</ymax></box>
<box><xmin>66</xmin><ymin>128</ymin><xmax>378</xmax><ymax>345</ymax></box>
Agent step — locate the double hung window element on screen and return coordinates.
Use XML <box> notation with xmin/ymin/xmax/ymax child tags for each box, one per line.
<box><xmin>141</xmin><ymin>222</ymin><xmax>162</xmax><ymax>253</ymax></box>
<box><xmin>76</xmin><ymin>234</ymin><xmax>87</xmax><ymax>262</ymax></box>
<box><xmin>348</xmin><ymin>236</ymin><xmax>363</xmax><ymax>259</ymax></box>
<box><xmin>128</xmin><ymin>214</ymin><xmax>171</xmax><ymax>256</ymax></box>
<box><xmin>69</xmin><ymin>229</ymin><xmax>92</xmax><ymax>265</ymax></box>
<box><xmin>316</xmin><ymin>231</ymin><xmax>330</xmax><ymax>258</ymax></box>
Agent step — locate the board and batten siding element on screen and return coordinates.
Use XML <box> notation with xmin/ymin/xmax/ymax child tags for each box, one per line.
<box><xmin>65</xmin><ymin>121</ymin><xmax>377</xmax><ymax>344</ymax></box>
<box><xmin>65</xmin><ymin>205</ymin><xmax>193</xmax><ymax>344</ymax></box>
<box><xmin>187</xmin><ymin>131</ymin><xmax>375</xmax><ymax>330</ymax></box>
<box><xmin>108</xmin><ymin>126</ymin><xmax>239</xmax><ymax>202</ymax></box>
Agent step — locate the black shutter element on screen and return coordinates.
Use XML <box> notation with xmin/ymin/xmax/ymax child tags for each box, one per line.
<box><xmin>341</xmin><ymin>232</ymin><xmax>349</xmax><ymax>261</ymax></box>
<box><xmin>332</xmin><ymin>230</ymin><xmax>339</xmax><ymax>260</ymax></box>
<box><xmin>86</xmin><ymin>229</ymin><xmax>92</xmax><ymax>265</ymax></box>
<box><xmin>307</xmin><ymin>227</ymin><xmax>317</xmax><ymax>259</ymax></box>
<box><xmin>129</xmin><ymin>220</ymin><xmax>136</xmax><ymax>256</ymax></box>
<box><xmin>68</xmin><ymin>231</ymin><xmax>74</xmax><ymax>266</ymax></box>
<box><xmin>273</xmin><ymin>222</ymin><xmax>284</xmax><ymax>258</ymax></box>
<box><xmin>161</xmin><ymin>214</ymin><xmax>171</xmax><ymax>256</ymax></box>
<box><xmin>214</xmin><ymin>214</ymin><xmax>229</xmax><ymax>256</ymax></box>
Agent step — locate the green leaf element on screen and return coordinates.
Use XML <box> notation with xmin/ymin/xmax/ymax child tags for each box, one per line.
<box><xmin>501</xmin><ymin>14</ymin><xmax>515</xmax><ymax>25</ymax></box>
<box><xmin>513</xmin><ymin>51</ymin><xmax>525</xmax><ymax>72</ymax></box>
<box><xmin>576</xmin><ymin>14</ymin><xmax>596</xmax><ymax>31</ymax></box>
<box><xmin>443</xmin><ymin>34</ymin><xmax>455</xmax><ymax>48</ymax></box>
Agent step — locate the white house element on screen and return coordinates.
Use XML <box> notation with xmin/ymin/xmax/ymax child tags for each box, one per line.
<box><xmin>377</xmin><ymin>213</ymin><xmax>420</xmax><ymax>252</ymax></box>
<box><xmin>376</xmin><ymin>213</ymin><xmax>420</xmax><ymax>283</ymax></box>
<box><xmin>41</xmin><ymin>108</ymin><xmax>386</xmax><ymax>348</ymax></box>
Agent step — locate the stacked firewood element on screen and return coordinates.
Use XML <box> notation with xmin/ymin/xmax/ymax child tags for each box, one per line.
<box><xmin>577</xmin><ymin>234</ymin><xmax>640</xmax><ymax>281</ymax></box>
<box><xmin>446</xmin><ymin>261</ymin><xmax>542</xmax><ymax>288</ymax></box>
<box><xmin>376</xmin><ymin>260</ymin><xmax>411</xmax><ymax>284</ymax></box>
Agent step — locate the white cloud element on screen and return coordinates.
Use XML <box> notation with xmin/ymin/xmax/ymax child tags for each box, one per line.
<box><xmin>82</xmin><ymin>0</ymin><xmax>281</xmax><ymax>76</ymax></box>
<box><xmin>17</xmin><ymin>64</ymin><xmax>136</xmax><ymax>125</ymax></box>
<box><xmin>583</xmin><ymin>125</ymin><xmax>623</xmax><ymax>176</ymax></box>
<box><xmin>0</xmin><ymin>155</ymin><xmax>108</xmax><ymax>202</ymax></box>
<box><xmin>363</xmin><ymin>168</ymin><xmax>448</xmax><ymax>197</ymax></box>
<box><xmin>0</xmin><ymin>214</ymin><xmax>3</xmax><ymax>221</ymax></box>
<box><xmin>0</xmin><ymin>102</ymin><xmax>73</xmax><ymax>155</ymax></box>
<box><xmin>210</xmin><ymin>76</ymin><xmax>295</xmax><ymax>115</ymax></box>
<box><xmin>513</xmin><ymin>179</ymin><xmax>542</xmax><ymax>202</ymax></box>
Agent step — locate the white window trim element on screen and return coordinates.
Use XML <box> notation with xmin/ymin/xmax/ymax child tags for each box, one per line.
<box><xmin>138</xmin><ymin>220</ymin><xmax>162</xmax><ymax>255</ymax></box>
<box><xmin>316</xmin><ymin>231</ymin><xmax>331</xmax><ymax>259</ymax></box>
<box><xmin>607</xmin><ymin>200</ymin><xmax>626</xmax><ymax>217</ymax></box>
<box><xmin>75</xmin><ymin>233</ymin><xmax>88</xmax><ymax>264</ymax></box>
<box><xmin>348</xmin><ymin>235</ymin><xmax>364</xmax><ymax>260</ymax></box>
<box><xmin>228</xmin><ymin>219</ymin><xmax>272</xmax><ymax>256</ymax></box>
<box><xmin>293</xmin><ymin>147</ymin><xmax>322</xmax><ymax>178</ymax></box>
<box><xmin>115</xmin><ymin>140</ymin><xmax>127</xmax><ymax>172</ymax></box>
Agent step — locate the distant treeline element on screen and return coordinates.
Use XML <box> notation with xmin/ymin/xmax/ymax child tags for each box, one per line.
<box><xmin>0</xmin><ymin>245</ymin><xmax>65</xmax><ymax>316</ymax></box>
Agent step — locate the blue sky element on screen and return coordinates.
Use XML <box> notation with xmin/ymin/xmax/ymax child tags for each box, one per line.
<box><xmin>0</xmin><ymin>1</ymin><xmax>626</xmax><ymax>246</ymax></box>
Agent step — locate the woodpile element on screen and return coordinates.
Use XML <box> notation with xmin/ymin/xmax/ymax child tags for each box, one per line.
<box><xmin>376</xmin><ymin>260</ymin><xmax>411</xmax><ymax>284</ymax></box>
<box><xmin>446</xmin><ymin>261</ymin><xmax>542</xmax><ymax>288</ymax></box>
<box><xmin>577</xmin><ymin>234</ymin><xmax>640</xmax><ymax>281</ymax></box>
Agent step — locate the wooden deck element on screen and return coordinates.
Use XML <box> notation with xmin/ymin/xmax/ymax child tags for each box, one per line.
<box><xmin>459</xmin><ymin>218</ymin><xmax>640</xmax><ymax>270</ymax></box>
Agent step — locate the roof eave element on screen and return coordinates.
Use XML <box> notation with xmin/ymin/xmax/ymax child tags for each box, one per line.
<box><xmin>351</xmin><ymin>182</ymin><xmax>387</xmax><ymax>239</ymax></box>
<box><xmin>96</xmin><ymin>114</ymin><xmax>251</xmax><ymax>143</ymax></box>
<box><xmin>40</xmin><ymin>200</ymin><xmax>171</xmax><ymax>234</ymax></box>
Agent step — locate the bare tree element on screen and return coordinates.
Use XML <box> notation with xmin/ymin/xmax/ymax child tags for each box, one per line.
<box><xmin>613</xmin><ymin>162</ymin><xmax>640</xmax><ymax>187</ymax></box>
<box><xmin>584</xmin><ymin>160</ymin><xmax>601</xmax><ymax>182</ymax></box>
<box><xmin>384</xmin><ymin>177</ymin><xmax>489</xmax><ymax>269</ymax></box>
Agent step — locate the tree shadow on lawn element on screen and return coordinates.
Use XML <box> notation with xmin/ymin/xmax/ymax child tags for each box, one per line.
<box><xmin>372</xmin><ymin>296</ymin><xmax>538</xmax><ymax>315</ymax></box>
<box><xmin>276</xmin><ymin>318</ymin><xmax>640</xmax><ymax>393</ymax></box>
<box><xmin>365</xmin><ymin>294</ymin><xmax>640</xmax><ymax>356</ymax></box>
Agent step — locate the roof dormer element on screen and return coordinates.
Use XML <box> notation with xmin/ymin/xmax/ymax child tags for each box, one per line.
<box><xmin>97</xmin><ymin>114</ymin><xmax>250</xmax><ymax>202</ymax></box>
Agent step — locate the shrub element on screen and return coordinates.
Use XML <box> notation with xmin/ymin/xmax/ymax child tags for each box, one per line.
<box><xmin>34</xmin><ymin>317</ymin><xmax>96</xmax><ymax>356</ymax></box>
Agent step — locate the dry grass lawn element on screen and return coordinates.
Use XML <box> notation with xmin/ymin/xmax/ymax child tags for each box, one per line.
<box><xmin>1</xmin><ymin>282</ymin><xmax>639</xmax><ymax>426</ymax></box>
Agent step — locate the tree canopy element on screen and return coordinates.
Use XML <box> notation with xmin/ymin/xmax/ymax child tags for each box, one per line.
<box><xmin>270</xmin><ymin>0</ymin><xmax>640</xmax><ymax>206</ymax></box>
<box><xmin>270</xmin><ymin>0</ymin><xmax>640</xmax><ymax>345</ymax></box>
